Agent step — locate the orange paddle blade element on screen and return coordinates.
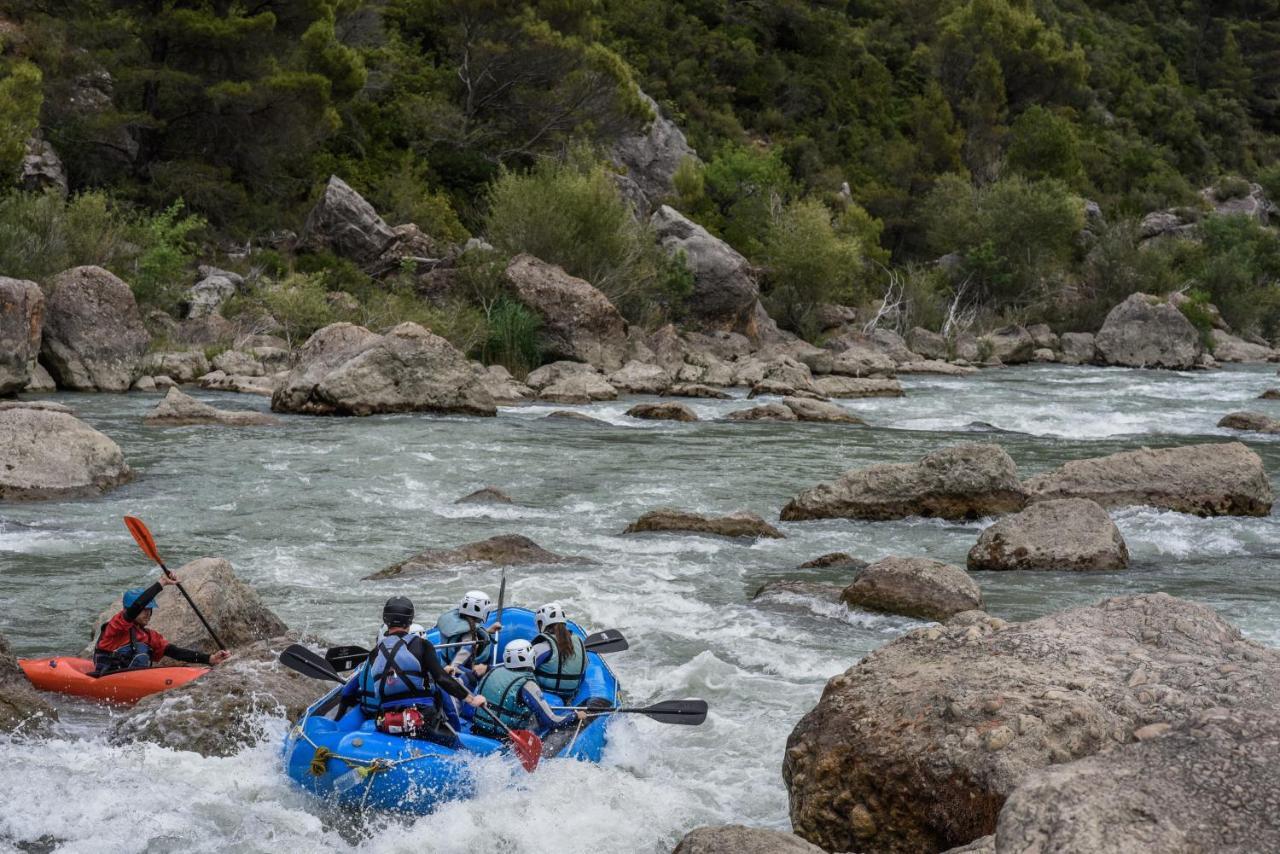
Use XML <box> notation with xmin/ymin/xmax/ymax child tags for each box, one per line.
<box><xmin>123</xmin><ymin>516</ymin><xmax>163</xmax><ymax>564</ymax></box>
<box><xmin>509</xmin><ymin>729</ymin><xmax>542</xmax><ymax>772</ymax></box>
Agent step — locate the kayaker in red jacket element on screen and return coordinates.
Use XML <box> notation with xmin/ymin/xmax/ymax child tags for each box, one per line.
<box><xmin>93</xmin><ymin>575</ymin><xmax>231</xmax><ymax>675</ymax></box>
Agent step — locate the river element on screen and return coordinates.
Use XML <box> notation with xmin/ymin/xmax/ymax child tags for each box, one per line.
<box><xmin>2</xmin><ymin>363</ymin><xmax>1278</xmax><ymax>853</ymax></box>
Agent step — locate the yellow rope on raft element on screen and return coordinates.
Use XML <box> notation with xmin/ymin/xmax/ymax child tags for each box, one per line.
<box><xmin>309</xmin><ymin>746</ymin><xmax>335</xmax><ymax>777</ymax></box>
<box><xmin>295</xmin><ymin>728</ymin><xmax>429</xmax><ymax>778</ymax></box>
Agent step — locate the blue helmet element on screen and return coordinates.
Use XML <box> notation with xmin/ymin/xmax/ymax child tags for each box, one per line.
<box><xmin>122</xmin><ymin>587</ymin><xmax>157</xmax><ymax>611</ymax></box>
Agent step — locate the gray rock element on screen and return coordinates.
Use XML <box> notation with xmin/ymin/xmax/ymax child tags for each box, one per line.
<box><xmin>272</xmin><ymin>322</ymin><xmax>495</xmax><ymax>416</ymax></box>
<box><xmin>185</xmin><ymin>266</ymin><xmax>243</xmax><ymax>320</ymax></box>
<box><xmin>1024</xmin><ymin>442</ymin><xmax>1272</xmax><ymax>516</ymax></box>
<box><xmin>144</xmin><ymin>387</ymin><xmax>281</xmax><ymax>427</ymax></box>
<box><xmin>672</xmin><ymin>825</ymin><xmax>824</xmax><ymax>854</ymax></box>
<box><xmin>1026</xmin><ymin>323</ymin><xmax>1059</xmax><ymax>351</ymax></box>
<box><xmin>524</xmin><ymin>360</ymin><xmax>599</xmax><ymax>391</ymax></box>
<box><xmin>1139</xmin><ymin>210</ymin><xmax>1192</xmax><ymax>241</ymax></box>
<box><xmin>624</xmin><ymin>508</ymin><xmax>784</xmax><ymax>539</ymax></box>
<box><xmin>19</xmin><ymin>135</ymin><xmax>68</xmax><ymax>196</ymax></box>
<box><xmin>1258</xmin><ymin>388</ymin><xmax>1280</xmax><ymax>400</ymax></box>
<box><xmin>869</xmin><ymin>328</ymin><xmax>917</xmax><ymax>363</ymax></box>
<box><xmin>651</xmin><ymin>205</ymin><xmax>759</xmax><ymax>335</ymax></box>
<box><xmin>626</xmin><ymin>402</ymin><xmax>698</xmax><ymax>422</ymax></box>
<box><xmin>141</xmin><ymin>351</ymin><xmax>212</xmax><ymax>384</ymax></box>
<box><xmin>0</xmin><ymin>407</ymin><xmax>132</xmax><ymax>501</ymax></box>
<box><xmin>455</xmin><ymin>486</ymin><xmax>514</xmax><ymax>505</ymax></box>
<box><xmin>897</xmin><ymin>360</ymin><xmax>977</xmax><ymax>375</ymax></box>
<box><xmin>302</xmin><ymin>175</ymin><xmax>397</xmax><ymax>266</ymax></box>
<box><xmin>131</xmin><ymin>375</ymin><xmax>157</xmax><ymax>392</ymax></box>
<box><xmin>726</xmin><ymin>402</ymin><xmax>798</xmax><ymax>422</ymax></box>
<box><xmin>199</xmin><ymin>370</ymin><xmax>277</xmax><ymax>396</ymax></box>
<box><xmin>783</xmin><ymin>397</ymin><xmax>865</xmax><ymax>424</ymax></box>
<box><xmin>1059</xmin><ymin>331</ymin><xmax>1096</xmax><ymax>364</ymax></box>
<box><xmin>608</xmin><ymin>360</ymin><xmax>672</xmax><ymax>394</ymax></box>
<box><xmin>1218</xmin><ymin>410</ymin><xmax>1280</xmax><ymax>434</ymax></box>
<box><xmin>781</xmin><ymin>444</ymin><xmax>1028</xmax><ymax>522</ymax></box>
<box><xmin>367</xmin><ymin>535</ymin><xmax>592</xmax><ymax>579</ymax></box>
<box><xmin>1204</xmin><ymin>181</ymin><xmax>1273</xmax><ymax>224</ymax></box>
<box><xmin>24</xmin><ymin>363</ymin><xmax>55</xmax><ymax>392</ymax></box>
<box><xmin>503</xmin><ymin>254</ymin><xmax>629</xmax><ymax>370</ymax></box>
<box><xmin>610</xmin><ymin>91</ymin><xmax>697</xmax><ymax>216</ymax></box>
<box><xmin>1031</xmin><ymin>348</ymin><xmax>1056</xmax><ymax>362</ymax></box>
<box><xmin>968</xmin><ymin>498</ymin><xmax>1128</xmax><ymax>572</ymax></box>
<box><xmin>476</xmin><ymin>364</ymin><xmax>533</xmax><ymax>403</ymax></box>
<box><xmin>784</xmin><ymin>593</ymin><xmax>1280</xmax><ymax>854</ymax></box>
<box><xmin>1211</xmin><ymin>329</ymin><xmax>1276</xmax><ymax>362</ymax></box>
<box><xmin>0</xmin><ymin>277</ymin><xmax>43</xmax><ymax>394</ymax></box>
<box><xmin>40</xmin><ymin>266</ymin><xmax>150</xmax><ymax>391</ymax></box>
<box><xmin>981</xmin><ymin>326</ymin><xmax>1035</xmax><ymax>365</ymax></box>
<box><xmin>538</xmin><ymin>372</ymin><xmax>618</xmax><ymax>404</ymax></box>
<box><xmin>1095</xmin><ymin>293</ymin><xmax>1202</xmax><ymax>369</ymax></box>
<box><xmin>907</xmin><ymin>327</ymin><xmax>949</xmax><ymax>361</ymax></box>
<box><xmin>806</xmin><ymin>340</ymin><xmax>897</xmax><ymax>378</ymax></box>
<box><xmin>0</xmin><ymin>631</ymin><xmax>57</xmax><ymax>735</ymax></box>
<box><xmin>211</xmin><ymin>349</ymin><xmax>265</xmax><ymax>377</ymax></box>
<box><xmin>662</xmin><ymin>383</ymin><xmax>731</xmax><ymax>399</ymax></box>
<box><xmin>842</xmin><ymin>556</ymin><xmax>982</xmax><ymax>621</ymax></box>
<box><xmin>798</xmin><ymin>552</ymin><xmax>868</xmax><ymax>571</ymax></box>
<box><xmin>542</xmin><ymin>410</ymin><xmax>610</xmax><ymax>425</ymax></box>
<box><xmin>811</xmin><ymin>376</ymin><xmax>904</xmax><ymax>398</ymax></box>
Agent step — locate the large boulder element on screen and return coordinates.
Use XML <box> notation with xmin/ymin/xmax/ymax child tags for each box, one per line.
<box><xmin>623</xmin><ymin>508</ymin><xmax>784</xmax><ymax>539</ymax></box>
<box><xmin>184</xmin><ymin>266</ymin><xmax>243</xmax><ymax>320</ymax></box>
<box><xmin>780</xmin><ymin>444</ymin><xmax>1028</xmax><ymax>522</ymax></box>
<box><xmin>0</xmin><ymin>631</ymin><xmax>57</xmax><ymax>734</ymax></box>
<box><xmin>302</xmin><ymin>175</ymin><xmax>397</xmax><ymax>266</ymax></box>
<box><xmin>784</xmin><ymin>593</ymin><xmax>1280</xmax><ymax>854</ymax></box>
<box><xmin>144</xmin><ymin>387</ymin><xmax>281</xmax><ymax>427</ymax></box>
<box><xmin>141</xmin><ymin>351</ymin><xmax>212</xmax><ymax>383</ymax></box>
<box><xmin>107</xmin><ymin>635</ymin><xmax>325</xmax><ymax>757</ymax></box>
<box><xmin>907</xmin><ymin>327</ymin><xmax>949</xmax><ymax>361</ymax></box>
<box><xmin>367</xmin><ymin>535</ymin><xmax>593</xmax><ymax>580</ymax></box>
<box><xmin>1211</xmin><ymin>329</ymin><xmax>1276</xmax><ymax>362</ymax></box>
<box><xmin>967</xmin><ymin>498</ymin><xmax>1128</xmax><ymax>572</ymax></box>
<box><xmin>1023</xmin><ymin>442</ymin><xmax>1272</xmax><ymax>517</ymax></box>
<box><xmin>1094</xmin><ymin>293</ymin><xmax>1202</xmax><ymax>369</ymax></box>
<box><xmin>0</xmin><ymin>405</ymin><xmax>132</xmax><ymax>501</ymax></box>
<box><xmin>842</xmin><ymin>556</ymin><xmax>983</xmax><ymax>621</ymax></box>
<box><xmin>84</xmin><ymin>558</ymin><xmax>288</xmax><ymax>655</ymax></box>
<box><xmin>968</xmin><ymin>708</ymin><xmax>1280</xmax><ymax>854</ymax></box>
<box><xmin>980</xmin><ymin>326</ymin><xmax>1034</xmax><ymax>365</ymax></box>
<box><xmin>1058</xmin><ymin>331</ymin><xmax>1096</xmax><ymax>364</ymax></box>
<box><xmin>672</xmin><ymin>825</ymin><xmax>824</xmax><ymax>854</ymax></box>
<box><xmin>808</xmin><ymin>339</ymin><xmax>897</xmax><ymax>377</ymax></box>
<box><xmin>503</xmin><ymin>254</ymin><xmax>628</xmax><ymax>370</ymax></box>
<box><xmin>607</xmin><ymin>360</ymin><xmax>672</xmax><ymax>394</ymax></box>
<box><xmin>40</xmin><ymin>266</ymin><xmax>150</xmax><ymax>391</ymax></box>
<box><xmin>272</xmin><ymin>322</ymin><xmax>495</xmax><ymax>416</ymax></box>
<box><xmin>1218</xmin><ymin>410</ymin><xmax>1280</xmax><ymax>434</ymax></box>
<box><xmin>538</xmin><ymin>372</ymin><xmax>618</xmax><ymax>404</ymax></box>
<box><xmin>0</xmin><ymin>277</ymin><xmax>43</xmax><ymax>395</ymax></box>
<box><xmin>610</xmin><ymin>91</ymin><xmax>697</xmax><ymax>216</ymax></box>
<box><xmin>650</xmin><ymin>205</ymin><xmax>759</xmax><ymax>335</ymax></box>
<box><xmin>475</xmin><ymin>363</ymin><xmax>533</xmax><ymax>404</ymax></box>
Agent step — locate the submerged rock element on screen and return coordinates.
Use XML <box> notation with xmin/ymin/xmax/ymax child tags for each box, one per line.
<box><xmin>541</xmin><ymin>410</ymin><xmax>610</xmax><ymax>426</ymax></box>
<box><xmin>144</xmin><ymin>387</ymin><xmax>281</xmax><ymax>427</ymax></box>
<box><xmin>842</xmin><ymin>556</ymin><xmax>983</xmax><ymax>620</ymax></box>
<box><xmin>1258</xmin><ymin>388</ymin><xmax>1280</xmax><ymax>400</ymax></box>
<box><xmin>0</xmin><ymin>630</ymin><xmax>57</xmax><ymax>734</ymax></box>
<box><xmin>455</xmin><ymin>486</ymin><xmax>514</xmax><ymax>505</ymax></box>
<box><xmin>751</xmin><ymin>580</ymin><xmax>845</xmax><ymax>604</ymax></box>
<box><xmin>626</xmin><ymin>402</ymin><xmax>698</xmax><ymax>422</ymax></box>
<box><xmin>0</xmin><ymin>406</ymin><xmax>132</xmax><ymax>501</ymax></box>
<box><xmin>0</xmin><ymin>277</ymin><xmax>44</xmax><ymax>395</ymax></box>
<box><xmin>1094</xmin><ymin>293</ymin><xmax>1202</xmax><ymax>369</ymax></box>
<box><xmin>784</xmin><ymin>593</ymin><xmax>1280</xmax><ymax>854</ymax></box>
<box><xmin>1023</xmin><ymin>442</ymin><xmax>1272</xmax><ymax>516</ymax></box>
<box><xmin>367</xmin><ymin>535</ymin><xmax>592</xmax><ymax>579</ymax></box>
<box><xmin>624</xmin><ymin>508</ymin><xmax>784</xmax><ymax>539</ymax></box>
<box><xmin>781</xmin><ymin>444</ymin><xmax>1028</xmax><ymax>522</ymax></box>
<box><xmin>968</xmin><ymin>498</ymin><xmax>1128</xmax><ymax>572</ymax></box>
<box><xmin>1218</xmin><ymin>410</ymin><xmax>1280</xmax><ymax>434</ymax></box>
<box><xmin>41</xmin><ymin>266</ymin><xmax>150</xmax><ymax>391</ymax></box>
<box><xmin>503</xmin><ymin>254</ymin><xmax>629</xmax><ymax>370</ymax></box>
<box><xmin>672</xmin><ymin>825</ymin><xmax>824</xmax><ymax>854</ymax></box>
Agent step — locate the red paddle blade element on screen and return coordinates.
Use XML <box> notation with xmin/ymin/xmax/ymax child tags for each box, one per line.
<box><xmin>509</xmin><ymin>730</ymin><xmax>542</xmax><ymax>772</ymax></box>
<box><xmin>123</xmin><ymin>516</ymin><xmax>163</xmax><ymax>564</ymax></box>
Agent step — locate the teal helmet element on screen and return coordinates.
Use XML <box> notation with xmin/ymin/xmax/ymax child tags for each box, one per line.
<box><xmin>122</xmin><ymin>587</ymin><xmax>157</xmax><ymax>611</ymax></box>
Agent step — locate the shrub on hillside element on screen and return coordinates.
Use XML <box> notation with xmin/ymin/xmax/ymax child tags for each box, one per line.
<box><xmin>762</xmin><ymin>198</ymin><xmax>865</xmax><ymax>338</ymax></box>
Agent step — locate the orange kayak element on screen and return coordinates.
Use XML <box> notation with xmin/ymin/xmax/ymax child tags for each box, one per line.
<box><xmin>19</xmin><ymin>657</ymin><xmax>208</xmax><ymax>704</ymax></box>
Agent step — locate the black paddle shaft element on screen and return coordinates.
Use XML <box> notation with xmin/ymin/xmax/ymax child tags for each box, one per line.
<box><xmin>160</xmin><ymin>562</ymin><xmax>227</xmax><ymax>651</ymax></box>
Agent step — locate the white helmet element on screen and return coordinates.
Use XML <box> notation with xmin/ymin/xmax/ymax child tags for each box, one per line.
<box><xmin>503</xmin><ymin>639</ymin><xmax>536</xmax><ymax>670</ymax></box>
<box><xmin>459</xmin><ymin>590</ymin><xmax>492</xmax><ymax>621</ymax></box>
<box><xmin>535</xmin><ymin>602</ymin><xmax>567</xmax><ymax>633</ymax></box>
<box><xmin>379</xmin><ymin>622</ymin><xmax>425</xmax><ymax>639</ymax></box>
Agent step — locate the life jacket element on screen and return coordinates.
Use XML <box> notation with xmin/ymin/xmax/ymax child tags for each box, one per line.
<box><xmin>356</xmin><ymin>633</ymin><xmax>432</xmax><ymax>715</ymax></box>
<box><xmin>534</xmin><ymin>632</ymin><xmax>586</xmax><ymax>697</ymax></box>
<box><xmin>93</xmin><ymin>619</ymin><xmax>158</xmax><ymax>674</ymax></box>
<box><xmin>472</xmin><ymin>666</ymin><xmax>534</xmax><ymax>737</ymax></box>
<box><xmin>435</xmin><ymin>609</ymin><xmax>492</xmax><ymax>665</ymax></box>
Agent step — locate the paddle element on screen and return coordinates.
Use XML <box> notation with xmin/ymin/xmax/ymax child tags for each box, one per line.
<box><xmin>491</xmin><ymin>569</ymin><xmax>506</xmax><ymax>666</ymax></box>
<box><xmin>325</xmin><ymin>629</ymin><xmax>630</xmax><ymax>672</ymax></box>
<box><xmin>280</xmin><ymin>643</ymin><xmax>347</xmax><ymax>684</ymax></box>
<box><xmin>552</xmin><ymin>699</ymin><xmax>708</xmax><ymax>726</ymax></box>
<box><xmin>475</xmin><ymin>705</ymin><xmax>541</xmax><ymax>772</ymax></box>
<box><xmin>123</xmin><ymin>516</ymin><xmax>227</xmax><ymax>651</ymax></box>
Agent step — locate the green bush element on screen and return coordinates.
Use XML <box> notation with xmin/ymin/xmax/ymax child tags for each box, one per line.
<box><xmin>0</xmin><ymin>60</ymin><xmax>42</xmax><ymax>181</ymax></box>
<box><xmin>1214</xmin><ymin>175</ymin><xmax>1252</xmax><ymax>200</ymax></box>
<box><xmin>1258</xmin><ymin>164</ymin><xmax>1280</xmax><ymax>212</ymax></box>
<box><xmin>1006</xmin><ymin>106</ymin><xmax>1083</xmax><ymax>185</ymax></box>
<box><xmin>1063</xmin><ymin>219</ymin><xmax>1179</xmax><ymax>330</ymax></box>
<box><xmin>257</xmin><ymin>273</ymin><xmax>337</xmax><ymax>346</ymax></box>
<box><xmin>762</xmin><ymin>198</ymin><xmax>865</xmax><ymax>339</ymax></box>
<box><xmin>129</xmin><ymin>201</ymin><xmax>207</xmax><ymax>313</ymax></box>
<box><xmin>479</xmin><ymin>298</ymin><xmax>543</xmax><ymax>376</ymax></box>
<box><xmin>361</xmin><ymin>286</ymin><xmax>487</xmax><ymax>353</ymax></box>
<box><xmin>1176</xmin><ymin>289</ymin><xmax>1218</xmax><ymax>351</ymax></box>
<box><xmin>1194</xmin><ymin>215</ymin><xmax>1280</xmax><ymax>337</ymax></box>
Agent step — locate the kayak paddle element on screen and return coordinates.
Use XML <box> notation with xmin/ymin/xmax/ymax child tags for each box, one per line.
<box><xmin>325</xmin><ymin>629</ymin><xmax>630</xmax><ymax>672</ymax></box>
<box><xmin>280</xmin><ymin>643</ymin><xmax>348</xmax><ymax>684</ymax></box>
<box><xmin>552</xmin><ymin>699</ymin><xmax>708</xmax><ymax>726</ymax></box>
<box><xmin>123</xmin><ymin>516</ymin><xmax>227</xmax><ymax>651</ymax></box>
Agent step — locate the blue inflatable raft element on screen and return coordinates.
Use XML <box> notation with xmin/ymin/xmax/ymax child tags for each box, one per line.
<box><xmin>283</xmin><ymin>608</ymin><xmax>619</xmax><ymax>813</ymax></box>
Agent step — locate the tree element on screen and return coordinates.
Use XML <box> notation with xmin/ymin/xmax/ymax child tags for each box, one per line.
<box><xmin>0</xmin><ymin>59</ymin><xmax>42</xmax><ymax>181</ymax></box>
<box><xmin>763</xmin><ymin>197</ymin><xmax>865</xmax><ymax>338</ymax></box>
<box><xmin>1006</xmin><ymin>105</ymin><xmax>1082</xmax><ymax>185</ymax></box>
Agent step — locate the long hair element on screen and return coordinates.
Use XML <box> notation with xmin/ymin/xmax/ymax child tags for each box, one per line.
<box><xmin>551</xmin><ymin>623</ymin><xmax>574</xmax><ymax>664</ymax></box>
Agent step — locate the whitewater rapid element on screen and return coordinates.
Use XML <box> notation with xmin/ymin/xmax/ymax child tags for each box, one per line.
<box><xmin>2</xmin><ymin>363</ymin><xmax>1279</xmax><ymax>852</ymax></box>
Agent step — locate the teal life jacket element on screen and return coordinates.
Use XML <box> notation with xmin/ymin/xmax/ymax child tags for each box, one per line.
<box><xmin>472</xmin><ymin>666</ymin><xmax>534</xmax><ymax>737</ymax></box>
<box><xmin>534</xmin><ymin>632</ymin><xmax>586</xmax><ymax>697</ymax></box>
<box><xmin>356</xmin><ymin>634</ymin><xmax>431</xmax><ymax>715</ymax></box>
<box><xmin>435</xmin><ymin>609</ymin><xmax>492</xmax><ymax>666</ymax></box>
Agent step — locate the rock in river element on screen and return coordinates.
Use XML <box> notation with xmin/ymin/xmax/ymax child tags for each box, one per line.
<box><xmin>624</xmin><ymin>508</ymin><xmax>784</xmax><ymax>539</ymax></box>
<box><xmin>0</xmin><ymin>276</ymin><xmax>43</xmax><ymax>395</ymax></box>
<box><xmin>1094</xmin><ymin>292</ymin><xmax>1202</xmax><ymax>370</ymax></box>
<box><xmin>0</xmin><ymin>630</ymin><xmax>56</xmax><ymax>734</ymax></box>
<box><xmin>627</xmin><ymin>402</ymin><xmax>698</xmax><ymax>422</ymax></box>
<box><xmin>841</xmin><ymin>556</ymin><xmax>983</xmax><ymax>621</ymax></box>
<box><xmin>1218</xmin><ymin>410</ymin><xmax>1280</xmax><ymax>434</ymax></box>
<box><xmin>0</xmin><ymin>404</ymin><xmax>132</xmax><ymax>501</ymax></box>
<box><xmin>40</xmin><ymin>265</ymin><xmax>150</xmax><ymax>391</ymax></box>
<box><xmin>781</xmin><ymin>444</ymin><xmax>1027</xmax><ymax>522</ymax></box>
<box><xmin>144</xmin><ymin>387</ymin><xmax>281</xmax><ymax>427</ymax></box>
<box><xmin>455</xmin><ymin>486</ymin><xmax>514</xmax><ymax>505</ymax></box>
<box><xmin>503</xmin><ymin>254</ymin><xmax>629</xmax><ymax>370</ymax></box>
<box><xmin>672</xmin><ymin>825</ymin><xmax>824</xmax><ymax>854</ymax></box>
<box><xmin>1023</xmin><ymin>442</ymin><xmax>1272</xmax><ymax>517</ymax></box>
<box><xmin>784</xmin><ymin>593</ymin><xmax>1280</xmax><ymax>854</ymax></box>
<box><xmin>967</xmin><ymin>498</ymin><xmax>1128</xmax><ymax>572</ymax></box>
<box><xmin>367</xmin><ymin>535</ymin><xmax>592</xmax><ymax>579</ymax></box>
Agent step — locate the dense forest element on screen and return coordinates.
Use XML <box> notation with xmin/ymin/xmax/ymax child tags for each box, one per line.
<box><xmin>2</xmin><ymin>0</ymin><xmax>1279</xmax><ymax>358</ymax></box>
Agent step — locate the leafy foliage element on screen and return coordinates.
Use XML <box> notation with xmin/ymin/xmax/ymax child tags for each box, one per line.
<box><xmin>762</xmin><ymin>198</ymin><xmax>866</xmax><ymax>338</ymax></box>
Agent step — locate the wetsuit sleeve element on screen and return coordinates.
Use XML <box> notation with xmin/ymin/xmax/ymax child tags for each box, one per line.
<box><xmin>417</xmin><ymin>638</ymin><xmax>471</xmax><ymax>702</ymax></box>
<box><xmin>530</xmin><ymin>640</ymin><xmax>552</xmax><ymax>667</ymax></box>
<box><xmin>521</xmin><ymin>681</ymin><xmax>574</xmax><ymax>729</ymax></box>
<box><xmin>449</xmin><ymin>643</ymin><xmax>473</xmax><ymax>669</ymax></box>
<box><xmin>162</xmin><ymin>645</ymin><xmax>211</xmax><ymax>665</ymax></box>
<box><xmin>123</xmin><ymin>582</ymin><xmax>164</xmax><ymax>621</ymax></box>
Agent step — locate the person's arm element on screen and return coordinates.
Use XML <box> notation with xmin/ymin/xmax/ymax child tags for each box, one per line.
<box><xmin>521</xmin><ymin>681</ymin><xmax>576</xmax><ymax>729</ymax></box>
<box><xmin>122</xmin><ymin>582</ymin><xmax>164</xmax><ymax>622</ymax></box>
<box><xmin>417</xmin><ymin>638</ymin><xmax>471</xmax><ymax>702</ymax></box>
<box><xmin>162</xmin><ymin>645</ymin><xmax>211</xmax><ymax>665</ymax></box>
<box><xmin>448</xmin><ymin>643</ymin><xmax>474</xmax><ymax>670</ymax></box>
<box><xmin>530</xmin><ymin>640</ymin><xmax>552</xmax><ymax>666</ymax></box>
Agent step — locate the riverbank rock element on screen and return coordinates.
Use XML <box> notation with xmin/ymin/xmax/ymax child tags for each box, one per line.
<box><xmin>107</xmin><ymin>635</ymin><xmax>325</xmax><ymax>757</ymax></box>
<box><xmin>608</xmin><ymin>360</ymin><xmax>672</xmax><ymax>394</ymax></box>
<box><xmin>503</xmin><ymin>254</ymin><xmax>628</xmax><ymax>370</ymax></box>
<box><xmin>967</xmin><ymin>499</ymin><xmax>1128</xmax><ymax>572</ymax></box>
<box><xmin>1218</xmin><ymin>410</ymin><xmax>1280</xmax><ymax>434</ymax></box>
<box><xmin>672</xmin><ymin>825</ymin><xmax>824</xmax><ymax>854</ymax></box>
<box><xmin>1059</xmin><ymin>332</ymin><xmax>1096</xmax><ymax>364</ymax></box>
<box><xmin>981</xmin><ymin>326</ymin><xmax>1034</xmax><ymax>364</ymax></box>
<box><xmin>751</xmin><ymin>581</ymin><xmax>845</xmax><ymax>605</ymax></box>
<box><xmin>1211</xmin><ymin>329</ymin><xmax>1276</xmax><ymax>362</ymax></box>
<box><xmin>651</xmin><ymin>205</ymin><xmax>759</xmax><ymax>335</ymax></box>
<box><xmin>0</xmin><ymin>277</ymin><xmax>43</xmax><ymax>395</ymax></box>
<box><xmin>142</xmin><ymin>350</ymin><xmax>211</xmax><ymax>383</ymax></box>
<box><xmin>782</xmin><ymin>397</ymin><xmax>865</xmax><ymax>424</ymax></box>
<box><xmin>898</xmin><ymin>360</ymin><xmax>977</xmax><ymax>376</ymax></box>
<box><xmin>1023</xmin><ymin>442</ymin><xmax>1272</xmax><ymax>516</ymax></box>
<box><xmin>627</xmin><ymin>402</ymin><xmax>698</xmax><ymax>422</ymax></box>
<box><xmin>212</xmin><ymin>349</ymin><xmax>265</xmax><ymax>377</ymax></box>
<box><xmin>781</xmin><ymin>444</ymin><xmax>1027</xmax><ymax>522</ymax></box>
<box><xmin>199</xmin><ymin>370</ymin><xmax>277</xmax><ymax>396</ymax></box>
<box><xmin>807</xmin><ymin>341</ymin><xmax>897</xmax><ymax>378</ymax></box>
<box><xmin>663</xmin><ymin>382</ymin><xmax>731</xmax><ymax>399</ymax></box>
<box><xmin>726</xmin><ymin>402</ymin><xmax>798</xmax><ymax>422</ymax></box>
<box><xmin>610</xmin><ymin>91</ymin><xmax>697</xmax><ymax>216</ymax></box>
<box><xmin>783</xmin><ymin>593</ymin><xmax>1280</xmax><ymax>854</ymax></box>
<box><xmin>0</xmin><ymin>631</ymin><xmax>57</xmax><ymax>734</ymax></box>
<box><xmin>542</xmin><ymin>410</ymin><xmax>610</xmax><ymax>426</ymax></box>
<box><xmin>184</xmin><ymin>266</ymin><xmax>243</xmax><ymax>320</ymax></box>
<box><xmin>624</xmin><ymin>508</ymin><xmax>784</xmax><ymax>539</ymax></box>
<box><xmin>907</xmin><ymin>328</ymin><xmax>948</xmax><ymax>361</ymax></box>
<box><xmin>0</xmin><ymin>406</ymin><xmax>132</xmax><ymax>501</ymax></box>
<box><xmin>538</xmin><ymin>372</ymin><xmax>618</xmax><ymax>404</ymax></box>
<box><xmin>303</xmin><ymin>175</ymin><xmax>397</xmax><ymax>266</ymax></box>
<box><xmin>24</xmin><ymin>363</ymin><xmax>55</xmax><ymax>392</ymax></box>
<box><xmin>475</xmin><ymin>364</ymin><xmax>533</xmax><ymax>403</ymax></box>
<box><xmin>41</xmin><ymin>265</ymin><xmax>150</xmax><ymax>391</ymax></box>
<box><xmin>1094</xmin><ymin>293</ymin><xmax>1202</xmax><ymax>369</ymax></box>
<box><xmin>842</xmin><ymin>556</ymin><xmax>982</xmax><ymax>620</ymax></box>
<box><xmin>84</xmin><ymin>558</ymin><xmax>288</xmax><ymax>655</ymax></box>
<box><xmin>272</xmin><ymin>322</ymin><xmax>495</xmax><ymax>416</ymax></box>
<box><xmin>144</xmin><ymin>387</ymin><xmax>281</xmax><ymax>427</ymax></box>
<box><xmin>811</xmin><ymin>376</ymin><xmax>904</xmax><ymax>398</ymax></box>
<box><xmin>968</xmin><ymin>708</ymin><xmax>1280</xmax><ymax>854</ymax></box>
<box><xmin>367</xmin><ymin>535</ymin><xmax>592</xmax><ymax>579</ymax></box>
<box><xmin>455</xmin><ymin>486</ymin><xmax>514</xmax><ymax>505</ymax></box>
